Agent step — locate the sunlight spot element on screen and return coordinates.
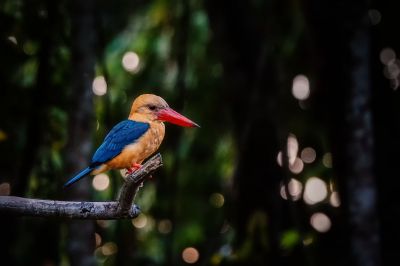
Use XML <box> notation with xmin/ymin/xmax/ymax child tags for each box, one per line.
<box><xmin>0</xmin><ymin>182</ymin><xmax>11</xmax><ymax>196</ymax></box>
<box><xmin>101</xmin><ymin>242</ymin><xmax>118</xmax><ymax>256</ymax></box>
<box><xmin>209</xmin><ymin>193</ymin><xmax>225</xmax><ymax>208</ymax></box>
<box><xmin>368</xmin><ymin>9</ymin><xmax>381</xmax><ymax>25</ymax></box>
<box><xmin>292</xmin><ymin>75</ymin><xmax>310</xmax><ymax>100</ymax></box>
<box><xmin>329</xmin><ymin>180</ymin><xmax>335</xmax><ymax>191</ymax></box>
<box><xmin>95</xmin><ymin>233</ymin><xmax>102</xmax><ymax>247</ymax></box>
<box><xmin>92</xmin><ymin>174</ymin><xmax>110</xmax><ymax>191</ymax></box>
<box><xmin>182</xmin><ymin>247</ymin><xmax>200</xmax><ymax>264</ymax></box>
<box><xmin>391</xmin><ymin>78</ymin><xmax>399</xmax><ymax>90</ymax></box>
<box><xmin>277</xmin><ymin>151</ymin><xmax>283</xmax><ymax>166</ymax></box>
<box><xmin>158</xmin><ymin>219</ymin><xmax>172</xmax><ymax>234</ymax></box>
<box><xmin>7</xmin><ymin>36</ymin><xmax>17</xmax><ymax>45</ymax></box>
<box><xmin>280</xmin><ymin>178</ymin><xmax>303</xmax><ymax>201</ymax></box>
<box><xmin>92</xmin><ymin>75</ymin><xmax>107</xmax><ymax>96</ymax></box>
<box><xmin>380</xmin><ymin>48</ymin><xmax>396</xmax><ymax>65</ymax></box>
<box><xmin>389</xmin><ymin>61</ymin><xmax>400</xmax><ymax>78</ymax></box>
<box><xmin>310</xmin><ymin>213</ymin><xmax>331</xmax><ymax>233</ymax></box>
<box><xmin>277</xmin><ymin>135</ymin><xmax>299</xmax><ymax>168</ymax></box>
<box><xmin>330</xmin><ymin>191</ymin><xmax>341</xmax><ymax>207</ymax></box>
<box><xmin>303</xmin><ymin>236</ymin><xmax>313</xmax><ymax>246</ymax></box>
<box><xmin>322</xmin><ymin>153</ymin><xmax>332</xmax><ymax>168</ymax></box>
<box><xmin>280</xmin><ymin>186</ymin><xmax>287</xmax><ymax>200</ymax></box>
<box><xmin>287</xmin><ymin>134</ymin><xmax>299</xmax><ymax>165</ymax></box>
<box><xmin>384</xmin><ymin>60</ymin><xmax>400</xmax><ymax>79</ymax></box>
<box><xmin>289</xmin><ymin>157</ymin><xmax>304</xmax><ymax>174</ymax></box>
<box><xmin>304</xmin><ymin>177</ymin><xmax>328</xmax><ymax>205</ymax></box>
<box><xmin>122</xmin><ymin>51</ymin><xmax>140</xmax><ymax>73</ymax></box>
<box><xmin>132</xmin><ymin>213</ymin><xmax>147</xmax><ymax>229</ymax></box>
<box><xmin>301</xmin><ymin>147</ymin><xmax>316</xmax><ymax>164</ymax></box>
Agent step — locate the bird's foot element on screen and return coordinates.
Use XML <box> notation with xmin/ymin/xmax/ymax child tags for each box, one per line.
<box><xmin>125</xmin><ymin>163</ymin><xmax>142</xmax><ymax>175</ymax></box>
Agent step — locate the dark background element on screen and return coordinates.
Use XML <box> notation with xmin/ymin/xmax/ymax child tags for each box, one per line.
<box><xmin>0</xmin><ymin>0</ymin><xmax>399</xmax><ymax>265</ymax></box>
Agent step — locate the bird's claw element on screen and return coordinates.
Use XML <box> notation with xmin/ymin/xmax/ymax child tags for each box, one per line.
<box><xmin>132</xmin><ymin>163</ymin><xmax>142</xmax><ymax>170</ymax></box>
<box><xmin>125</xmin><ymin>163</ymin><xmax>142</xmax><ymax>175</ymax></box>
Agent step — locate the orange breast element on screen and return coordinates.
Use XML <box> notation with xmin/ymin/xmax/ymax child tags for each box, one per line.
<box><xmin>105</xmin><ymin>121</ymin><xmax>165</xmax><ymax>169</ymax></box>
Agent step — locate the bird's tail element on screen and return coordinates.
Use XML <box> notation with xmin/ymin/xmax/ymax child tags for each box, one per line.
<box><xmin>64</xmin><ymin>167</ymin><xmax>93</xmax><ymax>188</ymax></box>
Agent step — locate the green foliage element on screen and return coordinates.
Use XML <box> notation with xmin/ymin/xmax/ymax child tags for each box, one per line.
<box><xmin>0</xmin><ymin>0</ymin><xmax>346</xmax><ymax>265</ymax></box>
<box><xmin>280</xmin><ymin>229</ymin><xmax>301</xmax><ymax>250</ymax></box>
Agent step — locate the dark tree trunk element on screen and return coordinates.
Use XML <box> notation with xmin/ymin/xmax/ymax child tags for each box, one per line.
<box><xmin>205</xmin><ymin>1</ymin><xmax>293</xmax><ymax>265</ymax></box>
<box><xmin>165</xmin><ymin>1</ymin><xmax>190</xmax><ymax>264</ymax></box>
<box><xmin>64</xmin><ymin>0</ymin><xmax>96</xmax><ymax>265</ymax></box>
<box><xmin>345</xmin><ymin>23</ymin><xmax>381</xmax><ymax>266</ymax></box>
<box><xmin>308</xmin><ymin>1</ymin><xmax>381</xmax><ymax>265</ymax></box>
<box><xmin>0</xmin><ymin>1</ymin><xmax>60</xmax><ymax>265</ymax></box>
<box><xmin>371</xmin><ymin>1</ymin><xmax>400</xmax><ymax>264</ymax></box>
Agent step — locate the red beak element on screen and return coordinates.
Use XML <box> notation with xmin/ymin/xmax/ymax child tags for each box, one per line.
<box><xmin>157</xmin><ymin>107</ymin><xmax>200</xmax><ymax>128</ymax></box>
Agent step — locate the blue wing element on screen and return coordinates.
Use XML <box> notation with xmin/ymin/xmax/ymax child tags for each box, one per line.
<box><xmin>90</xmin><ymin>120</ymin><xmax>150</xmax><ymax>166</ymax></box>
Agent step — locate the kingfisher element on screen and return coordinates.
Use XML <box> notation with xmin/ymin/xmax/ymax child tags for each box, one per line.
<box><xmin>64</xmin><ymin>94</ymin><xmax>199</xmax><ymax>187</ymax></box>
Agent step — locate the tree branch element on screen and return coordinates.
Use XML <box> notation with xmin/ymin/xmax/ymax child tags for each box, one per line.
<box><xmin>117</xmin><ymin>153</ymin><xmax>162</xmax><ymax>214</ymax></box>
<box><xmin>0</xmin><ymin>153</ymin><xmax>163</xmax><ymax>219</ymax></box>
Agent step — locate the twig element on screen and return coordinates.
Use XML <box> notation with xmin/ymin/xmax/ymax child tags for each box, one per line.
<box><xmin>0</xmin><ymin>153</ymin><xmax>163</xmax><ymax>219</ymax></box>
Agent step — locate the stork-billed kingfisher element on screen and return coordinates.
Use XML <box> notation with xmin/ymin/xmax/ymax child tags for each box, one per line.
<box><xmin>64</xmin><ymin>94</ymin><xmax>199</xmax><ymax>187</ymax></box>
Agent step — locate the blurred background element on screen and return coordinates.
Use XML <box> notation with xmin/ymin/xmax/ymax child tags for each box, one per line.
<box><xmin>0</xmin><ymin>0</ymin><xmax>399</xmax><ymax>265</ymax></box>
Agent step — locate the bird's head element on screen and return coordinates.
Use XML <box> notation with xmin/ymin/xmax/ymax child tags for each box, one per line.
<box><xmin>129</xmin><ymin>94</ymin><xmax>199</xmax><ymax>127</ymax></box>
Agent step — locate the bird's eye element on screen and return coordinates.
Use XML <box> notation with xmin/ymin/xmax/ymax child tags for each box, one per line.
<box><xmin>148</xmin><ymin>105</ymin><xmax>157</xmax><ymax>111</ymax></box>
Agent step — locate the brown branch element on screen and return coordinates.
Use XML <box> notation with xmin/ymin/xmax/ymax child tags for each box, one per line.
<box><xmin>0</xmin><ymin>197</ymin><xmax>140</xmax><ymax>219</ymax></box>
<box><xmin>0</xmin><ymin>153</ymin><xmax>163</xmax><ymax>219</ymax></box>
<box><xmin>117</xmin><ymin>153</ymin><xmax>163</xmax><ymax>214</ymax></box>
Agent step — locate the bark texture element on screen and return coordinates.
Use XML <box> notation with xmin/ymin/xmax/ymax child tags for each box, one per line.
<box><xmin>0</xmin><ymin>153</ymin><xmax>162</xmax><ymax>219</ymax></box>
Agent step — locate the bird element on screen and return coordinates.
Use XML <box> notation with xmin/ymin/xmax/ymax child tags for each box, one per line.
<box><xmin>64</xmin><ymin>94</ymin><xmax>199</xmax><ymax>187</ymax></box>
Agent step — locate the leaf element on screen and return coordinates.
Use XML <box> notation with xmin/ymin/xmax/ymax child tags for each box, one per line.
<box><xmin>280</xmin><ymin>230</ymin><xmax>300</xmax><ymax>250</ymax></box>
